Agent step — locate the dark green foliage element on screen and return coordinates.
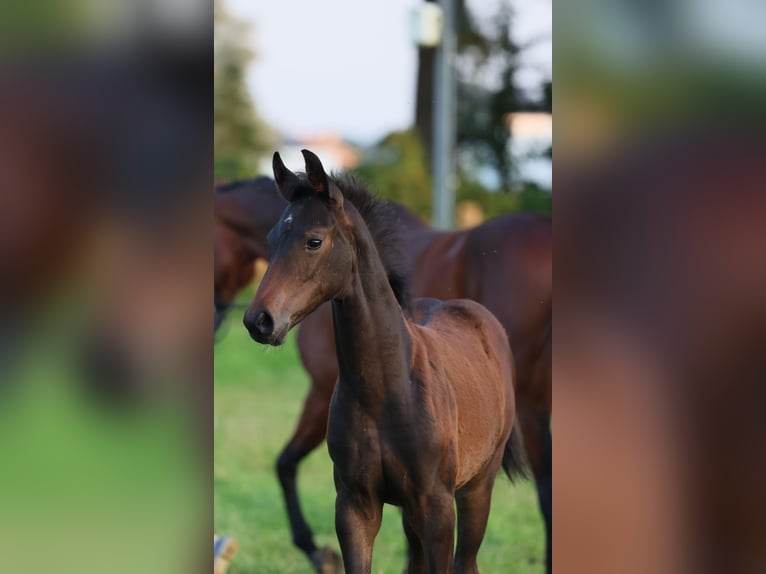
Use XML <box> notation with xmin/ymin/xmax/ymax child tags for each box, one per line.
<box><xmin>214</xmin><ymin>0</ymin><xmax>273</xmax><ymax>181</ymax></box>
<box><xmin>542</xmin><ymin>80</ymin><xmax>552</xmax><ymax>113</ymax></box>
<box><xmin>353</xmin><ymin>130</ymin><xmax>433</xmax><ymax>221</ymax></box>
<box><xmin>542</xmin><ymin>81</ymin><xmax>552</xmax><ymax>158</ymax></box>
<box><xmin>415</xmin><ymin>0</ymin><xmax>551</xmax><ymax>190</ymax></box>
<box><xmin>457</xmin><ymin>177</ymin><xmax>519</xmax><ymax>217</ymax></box>
<box><xmin>455</xmin><ymin>0</ymin><xmax>522</xmax><ymax>189</ymax></box>
<box><xmin>518</xmin><ymin>184</ymin><xmax>552</xmax><ymax>214</ymax></box>
<box><xmin>354</xmin><ymin>128</ymin><xmax>550</xmax><ymax>223</ymax></box>
<box><xmin>457</xmin><ymin>178</ymin><xmax>551</xmax><ymax>219</ymax></box>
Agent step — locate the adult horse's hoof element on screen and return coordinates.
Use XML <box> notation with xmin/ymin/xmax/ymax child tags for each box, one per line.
<box><xmin>310</xmin><ymin>546</ymin><xmax>343</xmax><ymax>574</ymax></box>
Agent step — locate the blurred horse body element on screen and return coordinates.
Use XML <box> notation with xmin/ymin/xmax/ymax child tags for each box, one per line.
<box><xmin>214</xmin><ymin>177</ymin><xmax>552</xmax><ymax>572</ymax></box>
<box><xmin>214</xmin><ymin>177</ymin><xmax>285</xmax><ymax>330</ymax></box>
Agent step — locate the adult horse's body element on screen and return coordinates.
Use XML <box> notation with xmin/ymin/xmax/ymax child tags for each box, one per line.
<box><xmin>214</xmin><ymin>177</ymin><xmax>285</xmax><ymax>331</ymax></box>
<box><xmin>214</xmin><ymin>176</ymin><xmax>552</xmax><ymax>572</ymax></box>
<box><xmin>245</xmin><ymin>150</ymin><xmax>527</xmax><ymax>574</ymax></box>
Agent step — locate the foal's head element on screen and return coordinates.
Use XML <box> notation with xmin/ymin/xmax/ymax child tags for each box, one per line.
<box><xmin>243</xmin><ymin>150</ymin><xmax>357</xmax><ymax>345</ymax></box>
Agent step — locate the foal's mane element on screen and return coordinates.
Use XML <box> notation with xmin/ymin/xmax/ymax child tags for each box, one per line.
<box><xmin>296</xmin><ymin>172</ymin><xmax>412</xmax><ymax>314</ymax></box>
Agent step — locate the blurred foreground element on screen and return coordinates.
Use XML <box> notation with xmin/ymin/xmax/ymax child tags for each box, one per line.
<box><xmin>557</xmin><ymin>1</ymin><xmax>766</xmax><ymax>573</ymax></box>
<box><xmin>0</xmin><ymin>1</ymin><xmax>212</xmax><ymax>572</ymax></box>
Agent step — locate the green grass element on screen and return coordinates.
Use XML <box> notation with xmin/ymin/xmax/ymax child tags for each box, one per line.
<box><xmin>215</xmin><ymin>315</ymin><xmax>545</xmax><ymax>573</ymax></box>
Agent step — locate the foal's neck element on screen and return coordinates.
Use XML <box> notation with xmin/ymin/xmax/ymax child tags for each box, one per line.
<box><xmin>331</xmin><ymin>209</ymin><xmax>412</xmax><ymax>409</ymax></box>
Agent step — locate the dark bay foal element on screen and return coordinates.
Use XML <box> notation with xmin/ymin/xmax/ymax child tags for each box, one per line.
<box><xmin>214</xmin><ymin>176</ymin><xmax>551</xmax><ymax>574</ymax></box>
<box><xmin>245</xmin><ymin>150</ymin><xmax>527</xmax><ymax>573</ymax></box>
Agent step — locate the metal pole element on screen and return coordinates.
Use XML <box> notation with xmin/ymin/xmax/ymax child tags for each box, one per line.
<box><xmin>431</xmin><ymin>0</ymin><xmax>456</xmax><ymax>230</ymax></box>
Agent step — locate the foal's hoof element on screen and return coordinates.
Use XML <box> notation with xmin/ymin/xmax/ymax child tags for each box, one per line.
<box><xmin>311</xmin><ymin>546</ymin><xmax>343</xmax><ymax>574</ymax></box>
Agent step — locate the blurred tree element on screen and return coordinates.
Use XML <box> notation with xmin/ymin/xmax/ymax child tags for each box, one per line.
<box><xmin>541</xmin><ymin>80</ymin><xmax>552</xmax><ymax>158</ymax></box>
<box><xmin>214</xmin><ymin>0</ymin><xmax>273</xmax><ymax>181</ymax></box>
<box><xmin>457</xmin><ymin>177</ymin><xmax>551</xmax><ymax>218</ymax></box>
<box><xmin>413</xmin><ymin>0</ymin><xmax>437</xmax><ymax>168</ymax></box>
<box><xmin>518</xmin><ymin>183</ymin><xmax>552</xmax><ymax>213</ymax></box>
<box><xmin>353</xmin><ymin>128</ymin><xmax>550</xmax><ymax>221</ymax></box>
<box><xmin>414</xmin><ymin>0</ymin><xmax>544</xmax><ymax>190</ymax></box>
<box><xmin>414</xmin><ymin>0</ymin><xmax>491</xmax><ymax>172</ymax></box>
<box><xmin>455</xmin><ymin>0</ymin><xmax>523</xmax><ymax>190</ymax></box>
<box><xmin>364</xmin><ymin>1</ymin><xmax>552</xmax><ymax>220</ymax></box>
<box><xmin>457</xmin><ymin>176</ymin><xmax>518</xmax><ymax>217</ymax></box>
<box><xmin>541</xmin><ymin>80</ymin><xmax>552</xmax><ymax>113</ymax></box>
<box><xmin>354</xmin><ymin>130</ymin><xmax>432</xmax><ymax>221</ymax></box>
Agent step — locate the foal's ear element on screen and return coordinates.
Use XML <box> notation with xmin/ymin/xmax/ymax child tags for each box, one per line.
<box><xmin>272</xmin><ymin>152</ymin><xmax>299</xmax><ymax>200</ymax></box>
<box><xmin>301</xmin><ymin>149</ymin><xmax>344</xmax><ymax>207</ymax></box>
<box><xmin>301</xmin><ymin>149</ymin><xmax>330</xmax><ymax>195</ymax></box>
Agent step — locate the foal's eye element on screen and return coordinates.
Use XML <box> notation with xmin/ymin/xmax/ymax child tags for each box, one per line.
<box><xmin>306</xmin><ymin>238</ymin><xmax>323</xmax><ymax>251</ymax></box>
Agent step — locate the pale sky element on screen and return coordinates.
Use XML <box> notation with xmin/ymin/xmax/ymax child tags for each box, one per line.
<box><xmin>226</xmin><ymin>0</ymin><xmax>551</xmax><ymax>144</ymax></box>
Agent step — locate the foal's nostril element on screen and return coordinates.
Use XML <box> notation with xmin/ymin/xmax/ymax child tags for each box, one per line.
<box><xmin>253</xmin><ymin>310</ymin><xmax>274</xmax><ymax>337</ymax></box>
<box><xmin>256</xmin><ymin>311</ymin><xmax>274</xmax><ymax>336</ymax></box>
<box><xmin>244</xmin><ymin>308</ymin><xmax>277</xmax><ymax>341</ymax></box>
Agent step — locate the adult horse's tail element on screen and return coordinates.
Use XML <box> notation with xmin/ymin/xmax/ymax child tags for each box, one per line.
<box><xmin>503</xmin><ymin>418</ymin><xmax>531</xmax><ymax>482</ymax></box>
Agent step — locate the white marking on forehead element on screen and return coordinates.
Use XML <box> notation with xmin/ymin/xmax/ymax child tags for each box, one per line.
<box><xmin>283</xmin><ymin>214</ymin><xmax>293</xmax><ymax>225</ymax></box>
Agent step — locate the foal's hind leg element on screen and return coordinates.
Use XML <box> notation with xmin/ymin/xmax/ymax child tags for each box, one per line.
<box><xmin>276</xmin><ymin>384</ymin><xmax>340</xmax><ymax>573</ymax></box>
<box><xmin>454</xmin><ymin>472</ymin><xmax>497</xmax><ymax>574</ymax></box>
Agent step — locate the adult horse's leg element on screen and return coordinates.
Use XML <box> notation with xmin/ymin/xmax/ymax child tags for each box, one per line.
<box><xmin>454</xmin><ymin>472</ymin><xmax>497</xmax><ymax>574</ymax></box>
<box><xmin>518</xmin><ymin>406</ymin><xmax>552</xmax><ymax>573</ymax></box>
<box><xmin>276</xmin><ymin>383</ymin><xmax>340</xmax><ymax>573</ymax></box>
<box><xmin>334</xmin><ymin>487</ymin><xmax>383</xmax><ymax>574</ymax></box>
<box><xmin>278</xmin><ymin>305</ymin><xmax>341</xmax><ymax>572</ymax></box>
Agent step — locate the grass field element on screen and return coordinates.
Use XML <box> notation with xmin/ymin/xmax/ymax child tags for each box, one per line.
<box><xmin>214</xmin><ymin>310</ymin><xmax>545</xmax><ymax>573</ymax></box>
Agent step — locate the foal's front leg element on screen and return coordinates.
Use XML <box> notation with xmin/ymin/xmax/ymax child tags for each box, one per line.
<box><xmin>402</xmin><ymin>510</ymin><xmax>426</xmax><ymax>574</ymax></box>
<box><xmin>407</xmin><ymin>489</ymin><xmax>457</xmax><ymax>574</ymax></box>
<box><xmin>335</xmin><ymin>488</ymin><xmax>383</xmax><ymax>574</ymax></box>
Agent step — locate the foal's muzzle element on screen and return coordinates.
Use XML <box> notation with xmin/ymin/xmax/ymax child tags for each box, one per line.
<box><xmin>244</xmin><ymin>308</ymin><xmax>287</xmax><ymax>346</ymax></box>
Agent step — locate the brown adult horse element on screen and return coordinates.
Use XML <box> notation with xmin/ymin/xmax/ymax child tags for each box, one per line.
<box><xmin>214</xmin><ymin>173</ymin><xmax>552</xmax><ymax>573</ymax></box>
<box><xmin>214</xmin><ymin>177</ymin><xmax>286</xmax><ymax>331</ymax></box>
<box><xmin>245</xmin><ymin>150</ymin><xmax>528</xmax><ymax>574</ymax></box>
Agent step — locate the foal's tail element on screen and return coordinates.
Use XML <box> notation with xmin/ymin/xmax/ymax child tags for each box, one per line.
<box><xmin>502</xmin><ymin>418</ymin><xmax>531</xmax><ymax>483</ymax></box>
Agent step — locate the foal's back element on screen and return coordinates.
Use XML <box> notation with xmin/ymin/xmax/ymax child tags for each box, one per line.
<box><xmin>409</xmin><ymin>298</ymin><xmax>515</xmax><ymax>488</ymax></box>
